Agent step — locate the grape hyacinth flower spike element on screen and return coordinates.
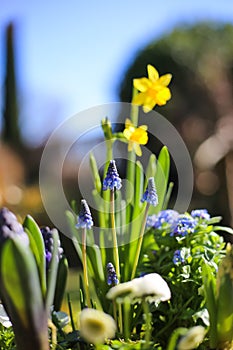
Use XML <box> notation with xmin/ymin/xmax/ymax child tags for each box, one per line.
<box><xmin>107</xmin><ymin>262</ymin><xmax>119</xmax><ymax>286</ymax></box>
<box><xmin>76</xmin><ymin>199</ymin><xmax>93</xmax><ymax>308</ymax></box>
<box><xmin>76</xmin><ymin>199</ymin><xmax>94</xmax><ymax>229</ymax></box>
<box><xmin>141</xmin><ymin>177</ymin><xmax>158</xmax><ymax>206</ymax></box>
<box><xmin>103</xmin><ymin>160</ymin><xmax>122</xmax><ymax>191</ymax></box>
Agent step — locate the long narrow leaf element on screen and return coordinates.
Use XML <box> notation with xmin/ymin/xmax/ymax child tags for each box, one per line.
<box><xmin>154</xmin><ymin>146</ymin><xmax>170</xmax><ymax>213</ymax></box>
<box><xmin>23</xmin><ymin>215</ymin><xmax>47</xmax><ymax>299</ymax></box>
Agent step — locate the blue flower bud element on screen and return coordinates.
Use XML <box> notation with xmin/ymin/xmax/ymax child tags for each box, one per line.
<box><xmin>107</xmin><ymin>262</ymin><xmax>119</xmax><ymax>286</ymax></box>
<box><xmin>76</xmin><ymin>199</ymin><xmax>94</xmax><ymax>229</ymax></box>
<box><xmin>103</xmin><ymin>160</ymin><xmax>122</xmax><ymax>191</ymax></box>
<box><xmin>0</xmin><ymin>207</ymin><xmax>29</xmax><ymax>245</ymax></box>
<box><xmin>141</xmin><ymin>177</ymin><xmax>158</xmax><ymax>206</ymax></box>
<box><xmin>40</xmin><ymin>226</ymin><xmax>63</xmax><ymax>269</ymax></box>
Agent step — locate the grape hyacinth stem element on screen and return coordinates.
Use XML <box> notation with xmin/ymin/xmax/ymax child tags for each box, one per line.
<box><xmin>110</xmin><ymin>190</ymin><xmax>123</xmax><ymax>334</ymax></box>
<box><xmin>110</xmin><ymin>190</ymin><xmax>120</xmax><ymax>280</ymax></box>
<box><xmin>131</xmin><ymin>203</ymin><xmax>150</xmax><ymax>280</ymax></box>
<box><xmin>82</xmin><ymin>227</ymin><xmax>91</xmax><ymax>308</ymax></box>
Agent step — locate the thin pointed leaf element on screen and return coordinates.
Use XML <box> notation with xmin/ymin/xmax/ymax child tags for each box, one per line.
<box><xmin>46</xmin><ymin>229</ymin><xmax>59</xmax><ymax>312</ymax></box>
<box><xmin>154</xmin><ymin>146</ymin><xmax>170</xmax><ymax>213</ymax></box>
<box><xmin>23</xmin><ymin>215</ymin><xmax>46</xmax><ymax>298</ymax></box>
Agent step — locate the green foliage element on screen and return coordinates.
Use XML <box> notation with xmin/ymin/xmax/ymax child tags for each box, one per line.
<box><xmin>0</xmin><ymin>325</ymin><xmax>15</xmax><ymax>350</ymax></box>
<box><xmin>140</xmin><ymin>213</ymin><xmax>227</xmax><ymax>348</ymax></box>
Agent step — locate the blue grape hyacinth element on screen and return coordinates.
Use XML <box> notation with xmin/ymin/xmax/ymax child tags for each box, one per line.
<box><xmin>76</xmin><ymin>199</ymin><xmax>94</xmax><ymax>229</ymax></box>
<box><xmin>40</xmin><ymin>226</ymin><xmax>64</xmax><ymax>269</ymax></box>
<box><xmin>0</xmin><ymin>207</ymin><xmax>29</xmax><ymax>245</ymax></box>
<box><xmin>107</xmin><ymin>262</ymin><xmax>119</xmax><ymax>286</ymax></box>
<box><xmin>103</xmin><ymin>160</ymin><xmax>122</xmax><ymax>191</ymax></box>
<box><xmin>141</xmin><ymin>177</ymin><xmax>158</xmax><ymax>206</ymax></box>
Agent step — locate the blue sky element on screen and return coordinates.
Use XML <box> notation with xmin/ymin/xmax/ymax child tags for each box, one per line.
<box><xmin>1</xmin><ymin>0</ymin><xmax>233</xmax><ymax>145</ymax></box>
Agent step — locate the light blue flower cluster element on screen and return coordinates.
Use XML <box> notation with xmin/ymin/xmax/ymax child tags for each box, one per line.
<box><xmin>103</xmin><ymin>160</ymin><xmax>122</xmax><ymax>191</ymax></box>
<box><xmin>171</xmin><ymin>215</ymin><xmax>197</xmax><ymax>237</ymax></box>
<box><xmin>147</xmin><ymin>210</ymin><xmax>199</xmax><ymax>237</ymax></box>
<box><xmin>141</xmin><ymin>177</ymin><xmax>158</xmax><ymax>206</ymax></box>
<box><xmin>191</xmin><ymin>209</ymin><xmax>210</xmax><ymax>220</ymax></box>
<box><xmin>76</xmin><ymin>199</ymin><xmax>94</xmax><ymax>229</ymax></box>
<box><xmin>147</xmin><ymin>210</ymin><xmax>179</xmax><ymax>229</ymax></box>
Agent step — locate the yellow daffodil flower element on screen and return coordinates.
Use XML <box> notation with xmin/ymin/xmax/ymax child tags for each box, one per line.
<box><xmin>133</xmin><ymin>64</ymin><xmax>172</xmax><ymax>113</ymax></box>
<box><xmin>123</xmin><ymin>118</ymin><xmax>148</xmax><ymax>156</ymax></box>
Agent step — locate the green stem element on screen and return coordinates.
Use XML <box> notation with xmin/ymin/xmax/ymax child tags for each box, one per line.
<box><xmin>142</xmin><ymin>299</ymin><xmax>152</xmax><ymax>349</ymax></box>
<box><xmin>82</xmin><ymin>228</ymin><xmax>91</xmax><ymax>308</ymax></box>
<box><xmin>131</xmin><ymin>203</ymin><xmax>150</xmax><ymax>280</ymax></box>
<box><xmin>131</xmin><ymin>87</ymin><xmax>139</xmax><ymax>126</ymax></box>
<box><xmin>110</xmin><ymin>190</ymin><xmax>123</xmax><ymax>334</ymax></box>
<box><xmin>110</xmin><ymin>190</ymin><xmax>120</xmax><ymax>279</ymax></box>
<box><xmin>123</xmin><ymin>298</ymin><xmax>131</xmax><ymax>341</ymax></box>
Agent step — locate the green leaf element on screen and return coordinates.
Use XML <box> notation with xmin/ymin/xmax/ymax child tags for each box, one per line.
<box><xmin>0</xmin><ymin>238</ymin><xmax>44</xmax><ymax>329</ymax></box>
<box><xmin>154</xmin><ymin>146</ymin><xmax>170</xmax><ymax>213</ymax></box>
<box><xmin>23</xmin><ymin>215</ymin><xmax>46</xmax><ymax>299</ymax></box>
<box><xmin>53</xmin><ymin>256</ymin><xmax>69</xmax><ymax>311</ymax></box>
<box><xmin>90</xmin><ymin>152</ymin><xmax>102</xmax><ymax>193</ymax></box>
<box><xmin>202</xmin><ymin>262</ymin><xmax>217</xmax><ymax>348</ymax></box>
<box><xmin>46</xmin><ymin>229</ymin><xmax>59</xmax><ymax>312</ymax></box>
<box><xmin>214</xmin><ymin>226</ymin><xmax>233</xmax><ymax>235</ymax></box>
<box><xmin>145</xmin><ymin>154</ymin><xmax>157</xmax><ymax>180</ymax></box>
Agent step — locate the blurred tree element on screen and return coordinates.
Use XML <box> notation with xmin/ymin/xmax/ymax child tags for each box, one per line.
<box><xmin>2</xmin><ymin>22</ymin><xmax>23</xmax><ymax>150</ymax></box>
<box><xmin>119</xmin><ymin>23</ymin><xmax>233</xmax><ymax>231</ymax></box>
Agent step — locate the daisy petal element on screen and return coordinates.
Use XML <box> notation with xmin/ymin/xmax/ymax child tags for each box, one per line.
<box><xmin>147</xmin><ymin>64</ymin><xmax>159</xmax><ymax>82</ymax></box>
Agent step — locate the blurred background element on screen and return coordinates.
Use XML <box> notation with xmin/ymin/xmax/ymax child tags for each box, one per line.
<box><xmin>1</xmin><ymin>0</ymin><xmax>233</xmax><ymax>241</ymax></box>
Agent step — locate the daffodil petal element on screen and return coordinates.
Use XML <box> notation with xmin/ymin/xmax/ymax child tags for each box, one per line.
<box><xmin>158</xmin><ymin>74</ymin><xmax>172</xmax><ymax>87</ymax></box>
<box><xmin>134</xmin><ymin>144</ymin><xmax>142</xmax><ymax>157</ymax></box>
<box><xmin>125</xmin><ymin>118</ymin><xmax>132</xmax><ymax>128</ymax></box>
<box><xmin>128</xmin><ymin>142</ymin><xmax>133</xmax><ymax>152</ymax></box>
<box><xmin>123</xmin><ymin>129</ymin><xmax>133</xmax><ymax>140</ymax></box>
<box><xmin>139</xmin><ymin>132</ymin><xmax>148</xmax><ymax>145</ymax></box>
<box><xmin>156</xmin><ymin>88</ymin><xmax>171</xmax><ymax>106</ymax></box>
<box><xmin>133</xmin><ymin>78</ymin><xmax>151</xmax><ymax>92</ymax></box>
<box><xmin>132</xmin><ymin>91</ymin><xmax>148</xmax><ymax>106</ymax></box>
<box><xmin>147</xmin><ymin>64</ymin><xmax>159</xmax><ymax>82</ymax></box>
<box><xmin>139</xmin><ymin>125</ymin><xmax>148</xmax><ymax>131</ymax></box>
<box><xmin>143</xmin><ymin>97</ymin><xmax>157</xmax><ymax>113</ymax></box>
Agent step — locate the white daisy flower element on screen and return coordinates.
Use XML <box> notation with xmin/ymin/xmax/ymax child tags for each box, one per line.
<box><xmin>0</xmin><ymin>304</ymin><xmax>12</xmax><ymax>328</ymax></box>
<box><xmin>106</xmin><ymin>273</ymin><xmax>171</xmax><ymax>304</ymax></box>
<box><xmin>177</xmin><ymin>326</ymin><xmax>206</xmax><ymax>350</ymax></box>
<box><xmin>79</xmin><ymin>308</ymin><xmax>116</xmax><ymax>344</ymax></box>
